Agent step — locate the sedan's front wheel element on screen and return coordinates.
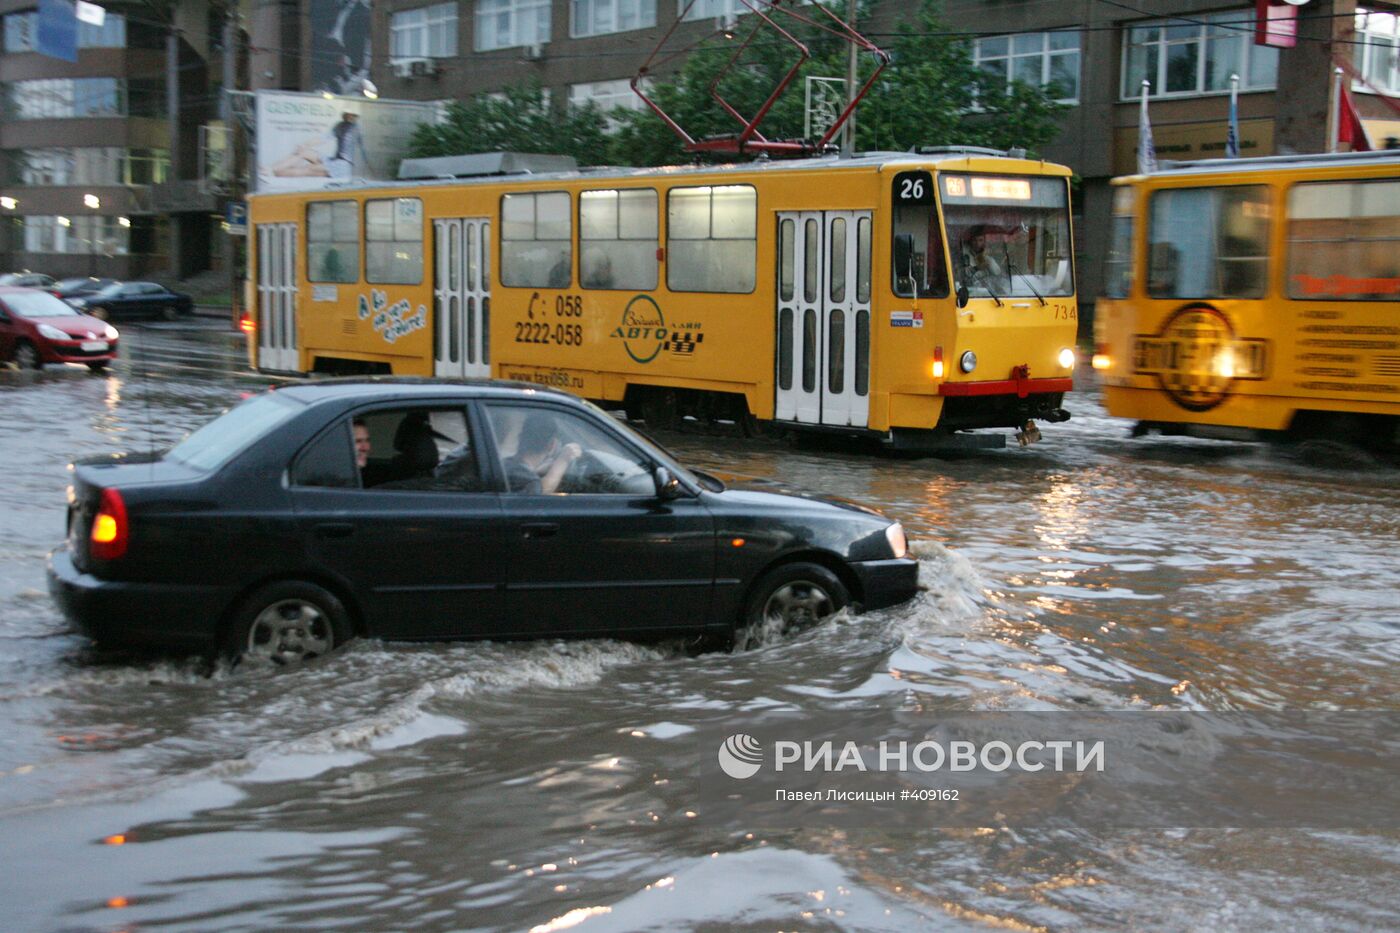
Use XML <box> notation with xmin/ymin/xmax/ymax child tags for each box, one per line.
<box><xmin>224</xmin><ymin>581</ymin><xmax>351</xmax><ymax>667</ymax></box>
<box><xmin>13</xmin><ymin>340</ymin><xmax>41</xmax><ymax>370</ymax></box>
<box><xmin>739</xmin><ymin>561</ymin><xmax>849</xmax><ymax>648</ymax></box>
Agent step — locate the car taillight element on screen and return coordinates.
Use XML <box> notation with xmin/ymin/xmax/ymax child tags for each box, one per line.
<box><xmin>239</xmin><ymin>313</ymin><xmax>256</xmax><ymax>335</ymax></box>
<box><xmin>89</xmin><ymin>487</ymin><xmax>128</xmax><ymax>560</ymax></box>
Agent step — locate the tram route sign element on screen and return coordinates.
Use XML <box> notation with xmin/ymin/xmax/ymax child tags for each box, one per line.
<box><xmin>1133</xmin><ymin>303</ymin><xmax>1269</xmax><ymax>411</ymax></box>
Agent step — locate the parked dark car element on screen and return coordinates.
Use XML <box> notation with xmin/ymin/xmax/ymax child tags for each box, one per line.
<box><xmin>67</xmin><ymin>281</ymin><xmax>193</xmax><ymax>321</ymax></box>
<box><xmin>0</xmin><ymin>272</ymin><xmax>56</xmax><ymax>289</ymax></box>
<box><xmin>52</xmin><ymin>277</ymin><xmax>120</xmax><ymax>301</ymax></box>
<box><xmin>48</xmin><ymin>380</ymin><xmax>918</xmax><ymax>664</ymax></box>
<box><xmin>0</xmin><ymin>287</ymin><xmax>119</xmax><ymax>371</ymax></box>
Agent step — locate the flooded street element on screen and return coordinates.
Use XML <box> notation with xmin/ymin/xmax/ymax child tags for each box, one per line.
<box><xmin>1</xmin><ymin>322</ymin><xmax>1396</xmax><ymax>931</ymax></box>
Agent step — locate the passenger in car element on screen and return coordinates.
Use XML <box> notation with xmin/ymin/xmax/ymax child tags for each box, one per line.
<box><xmin>502</xmin><ymin>413</ymin><xmax>581</xmax><ymax>494</ymax></box>
<box><xmin>353</xmin><ymin>419</ymin><xmax>371</xmax><ymax>471</ymax></box>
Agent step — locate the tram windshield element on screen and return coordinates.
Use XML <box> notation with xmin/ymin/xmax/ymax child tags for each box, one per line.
<box><xmin>940</xmin><ymin>174</ymin><xmax>1074</xmax><ymax>300</ymax></box>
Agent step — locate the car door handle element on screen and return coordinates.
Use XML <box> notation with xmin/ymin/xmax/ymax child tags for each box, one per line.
<box><xmin>520</xmin><ymin>522</ymin><xmax>559</xmax><ymax>539</ymax></box>
<box><xmin>314</xmin><ymin>522</ymin><xmax>355</xmax><ymax>539</ymax></box>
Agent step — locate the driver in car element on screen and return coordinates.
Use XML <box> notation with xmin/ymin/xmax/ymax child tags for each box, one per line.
<box><xmin>502</xmin><ymin>412</ymin><xmax>582</xmax><ymax>494</ymax></box>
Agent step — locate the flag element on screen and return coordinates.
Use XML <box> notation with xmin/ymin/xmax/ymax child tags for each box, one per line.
<box><xmin>1337</xmin><ymin>83</ymin><xmax>1373</xmax><ymax>152</ymax></box>
<box><xmin>1225</xmin><ymin>75</ymin><xmax>1240</xmax><ymax>158</ymax></box>
<box><xmin>36</xmin><ymin>0</ymin><xmax>77</xmax><ymax>62</ymax></box>
<box><xmin>1137</xmin><ymin>81</ymin><xmax>1157</xmax><ymax>174</ymax></box>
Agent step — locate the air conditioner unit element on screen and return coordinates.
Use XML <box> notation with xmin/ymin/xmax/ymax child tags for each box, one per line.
<box><xmin>409</xmin><ymin>57</ymin><xmax>438</xmax><ymax>77</ymax></box>
<box><xmin>523</xmin><ymin>42</ymin><xmax>545</xmax><ymax>61</ymax></box>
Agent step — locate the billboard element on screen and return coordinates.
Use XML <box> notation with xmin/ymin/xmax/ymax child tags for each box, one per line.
<box><xmin>310</xmin><ymin>0</ymin><xmax>371</xmax><ymax>95</ymax></box>
<box><xmin>254</xmin><ymin>91</ymin><xmax>442</xmax><ymax>193</ymax></box>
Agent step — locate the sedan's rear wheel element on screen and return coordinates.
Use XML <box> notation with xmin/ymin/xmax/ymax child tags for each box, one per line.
<box><xmin>225</xmin><ymin>581</ymin><xmax>351</xmax><ymax>667</ymax></box>
<box><xmin>738</xmin><ymin>561</ymin><xmax>849</xmax><ymax>648</ymax></box>
<box><xmin>14</xmin><ymin>340</ymin><xmax>40</xmax><ymax>370</ymax></box>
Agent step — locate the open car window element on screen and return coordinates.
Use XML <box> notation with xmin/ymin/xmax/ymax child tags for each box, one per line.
<box><xmin>484</xmin><ymin>403</ymin><xmax>655</xmax><ymax>496</ymax></box>
<box><xmin>356</xmin><ymin>407</ymin><xmax>481</xmax><ymax>492</ymax></box>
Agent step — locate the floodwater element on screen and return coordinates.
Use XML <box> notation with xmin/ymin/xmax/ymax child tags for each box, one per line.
<box><xmin>0</xmin><ymin>321</ymin><xmax>1396</xmax><ymax>931</ymax></box>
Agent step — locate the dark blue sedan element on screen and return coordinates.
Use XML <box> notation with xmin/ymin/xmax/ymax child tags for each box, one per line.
<box><xmin>48</xmin><ymin>380</ymin><xmax>918</xmax><ymax>664</ymax></box>
<box><xmin>67</xmin><ymin>281</ymin><xmax>193</xmax><ymax>321</ymax></box>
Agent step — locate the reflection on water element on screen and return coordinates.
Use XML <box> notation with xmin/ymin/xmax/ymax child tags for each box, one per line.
<box><xmin>0</xmin><ymin>328</ymin><xmax>1395</xmax><ymax>929</ymax></box>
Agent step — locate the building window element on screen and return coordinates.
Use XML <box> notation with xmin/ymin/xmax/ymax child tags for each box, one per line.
<box><xmin>975</xmin><ymin>31</ymin><xmax>1080</xmax><ymax>103</ymax></box>
<box><xmin>1121</xmin><ymin>9</ymin><xmax>1279</xmax><ymax>99</ymax></box>
<box><xmin>580</xmin><ymin>188</ymin><xmax>658</xmax><ymax>290</ymax></box>
<box><xmin>501</xmin><ymin>191</ymin><xmax>571</xmax><ymax>287</ymax></box>
<box><xmin>308</xmin><ymin>200</ymin><xmax>360</xmax><ymax>283</ymax></box>
<box><xmin>2</xmin><ymin>78</ymin><xmax>125</xmax><ymax>119</ymax></box>
<box><xmin>1355</xmin><ymin>8</ymin><xmax>1400</xmax><ymax>95</ymax></box>
<box><xmin>365</xmin><ymin>198</ymin><xmax>423</xmax><ymax>284</ymax></box>
<box><xmin>569</xmin><ymin>78</ymin><xmax>649</xmax><ymax>129</ymax></box>
<box><xmin>3</xmin><ymin>10</ymin><xmax>125</xmax><ymax>51</ymax></box>
<box><xmin>17</xmin><ymin>215</ymin><xmax>131</xmax><ymax>255</ymax></box>
<box><xmin>1287</xmin><ymin>179</ymin><xmax>1400</xmax><ymax>301</ymax></box>
<box><xmin>5</xmin><ymin>148</ymin><xmax>170</xmax><ymax>186</ymax></box>
<box><xmin>571</xmin><ymin>0</ymin><xmax>655</xmax><ymax>37</ymax></box>
<box><xmin>390</xmin><ymin>2</ymin><xmax>457</xmax><ymax>61</ymax></box>
<box><xmin>666</xmin><ymin>185</ymin><xmax>756</xmax><ymax>293</ymax></box>
<box><xmin>681</xmin><ymin>0</ymin><xmax>743</xmax><ymax>20</ymax></box>
<box><xmin>475</xmin><ymin>0</ymin><xmax>551</xmax><ymax>51</ymax></box>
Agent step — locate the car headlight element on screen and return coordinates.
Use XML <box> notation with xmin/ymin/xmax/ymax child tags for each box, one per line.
<box><xmin>884</xmin><ymin>522</ymin><xmax>908</xmax><ymax>559</ymax></box>
<box><xmin>103</xmin><ymin>324</ymin><xmax>119</xmax><ymax>340</ymax></box>
<box><xmin>37</xmin><ymin>323</ymin><xmax>68</xmax><ymax>340</ymax></box>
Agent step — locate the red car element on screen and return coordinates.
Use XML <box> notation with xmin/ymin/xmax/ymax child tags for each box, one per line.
<box><xmin>0</xmin><ymin>287</ymin><xmax>119</xmax><ymax>372</ymax></box>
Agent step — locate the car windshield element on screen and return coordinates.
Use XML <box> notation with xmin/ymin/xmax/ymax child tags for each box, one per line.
<box><xmin>166</xmin><ymin>392</ymin><xmax>304</xmax><ymax>472</ymax></box>
<box><xmin>92</xmin><ymin>283</ymin><xmax>124</xmax><ymax>298</ymax></box>
<box><xmin>4</xmin><ymin>291</ymin><xmax>83</xmax><ymax>318</ymax></box>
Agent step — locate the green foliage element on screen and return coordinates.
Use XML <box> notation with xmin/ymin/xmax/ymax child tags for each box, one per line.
<box><xmin>411</xmin><ymin>1</ymin><xmax>1067</xmax><ymax>167</ymax></box>
<box><xmin>408</xmin><ymin>84</ymin><xmax>613</xmax><ymax>163</ymax></box>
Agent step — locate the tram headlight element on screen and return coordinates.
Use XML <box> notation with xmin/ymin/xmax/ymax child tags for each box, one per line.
<box><xmin>1058</xmin><ymin>347</ymin><xmax>1076</xmax><ymax>370</ymax></box>
<box><xmin>959</xmin><ymin>350</ymin><xmax>977</xmax><ymax>373</ymax></box>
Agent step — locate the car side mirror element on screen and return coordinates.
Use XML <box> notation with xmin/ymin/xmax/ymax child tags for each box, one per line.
<box><xmin>654</xmin><ymin>465</ymin><xmax>682</xmax><ymax>500</ymax></box>
<box><xmin>956</xmin><ymin>283</ymin><xmax>970</xmax><ymax>308</ymax></box>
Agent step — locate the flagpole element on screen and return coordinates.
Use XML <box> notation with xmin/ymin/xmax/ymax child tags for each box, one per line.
<box><xmin>1226</xmin><ymin>73</ymin><xmax>1240</xmax><ymax>159</ymax></box>
<box><xmin>1138</xmin><ymin>79</ymin><xmax>1156</xmax><ymax>174</ymax></box>
<box><xmin>1327</xmin><ymin>67</ymin><xmax>1342</xmax><ymax>153</ymax></box>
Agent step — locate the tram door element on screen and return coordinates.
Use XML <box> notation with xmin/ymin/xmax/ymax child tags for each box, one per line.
<box><xmin>774</xmin><ymin>211</ymin><xmax>870</xmax><ymax>427</ymax></box>
<box><xmin>433</xmin><ymin>218</ymin><xmax>492</xmax><ymax>379</ymax></box>
<box><xmin>255</xmin><ymin>223</ymin><xmax>298</xmax><ymax>372</ymax></box>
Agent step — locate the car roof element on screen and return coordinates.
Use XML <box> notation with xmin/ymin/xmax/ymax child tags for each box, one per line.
<box><xmin>271</xmin><ymin>377</ymin><xmax>587</xmax><ymax>409</ymax></box>
<box><xmin>0</xmin><ymin>285</ymin><xmax>51</xmax><ymax>294</ymax></box>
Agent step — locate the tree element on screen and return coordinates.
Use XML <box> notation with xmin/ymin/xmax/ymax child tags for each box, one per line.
<box><xmin>409</xmin><ymin>83</ymin><xmax>613</xmax><ymax>164</ymax></box>
<box><xmin>410</xmin><ymin>1</ymin><xmax>1067</xmax><ymax>167</ymax></box>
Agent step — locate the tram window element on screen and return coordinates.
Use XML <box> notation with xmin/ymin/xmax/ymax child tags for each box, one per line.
<box><xmin>802</xmin><ymin>308</ymin><xmax>817</xmax><ymax>392</ymax></box>
<box><xmin>580</xmin><ymin>188</ymin><xmax>658</xmax><ymax>290</ymax></box>
<box><xmin>1148</xmin><ymin>186</ymin><xmax>1268</xmax><ymax>299</ymax></box>
<box><xmin>366</xmin><ymin>198</ymin><xmax>423</xmax><ymax>284</ymax></box>
<box><xmin>943</xmin><ymin>174</ymin><xmax>1073</xmax><ymax>300</ymax></box>
<box><xmin>778</xmin><ymin>307</ymin><xmax>794</xmax><ymax>390</ymax></box>
<box><xmin>803</xmin><ymin>219</ymin><xmax>818</xmax><ymax>303</ymax></box>
<box><xmin>667</xmin><ymin>185</ymin><xmax>756</xmax><ymax>293</ymax></box>
<box><xmin>828</xmin><ymin>308</ymin><xmax>845</xmax><ymax>393</ymax></box>
<box><xmin>1287</xmin><ymin>179</ymin><xmax>1400</xmax><ymax>301</ymax></box>
<box><xmin>855</xmin><ymin>309</ymin><xmax>869</xmax><ymax>396</ymax></box>
<box><xmin>857</xmin><ymin>216</ymin><xmax>871</xmax><ymax>304</ymax></box>
<box><xmin>307</xmin><ymin>200</ymin><xmax>359</xmax><ymax>284</ymax></box>
<box><xmin>1104</xmin><ymin>214</ymin><xmax>1134</xmax><ymax>298</ymax></box>
<box><xmin>830</xmin><ymin>218</ymin><xmax>847</xmax><ymax>303</ymax></box>
<box><xmin>502</xmin><ymin>191</ymin><xmax>572</xmax><ymax>288</ymax></box>
<box><xmin>779</xmin><ymin>218</ymin><xmax>795</xmax><ymax>302</ymax></box>
<box><xmin>892</xmin><ymin>203</ymin><xmax>949</xmax><ymax>299</ymax></box>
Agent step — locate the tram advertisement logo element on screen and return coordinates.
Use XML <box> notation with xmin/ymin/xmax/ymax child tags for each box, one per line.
<box><xmin>1132</xmin><ymin>303</ymin><xmax>1268</xmax><ymax>412</ymax></box>
<box><xmin>612</xmin><ymin>296</ymin><xmax>704</xmax><ymax>364</ymax></box>
<box><xmin>358</xmin><ymin>288</ymin><xmax>427</xmax><ymax>345</ymax></box>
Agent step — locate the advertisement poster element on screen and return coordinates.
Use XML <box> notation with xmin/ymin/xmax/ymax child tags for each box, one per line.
<box><xmin>254</xmin><ymin>91</ymin><xmax>442</xmax><ymax>193</ymax></box>
<box><xmin>309</xmin><ymin>0</ymin><xmax>371</xmax><ymax>95</ymax></box>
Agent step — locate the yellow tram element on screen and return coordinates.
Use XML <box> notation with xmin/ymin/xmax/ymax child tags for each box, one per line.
<box><xmin>247</xmin><ymin>149</ymin><xmax>1079</xmax><ymax>448</ymax></box>
<box><xmin>1094</xmin><ymin>150</ymin><xmax>1400</xmax><ymax>449</ymax></box>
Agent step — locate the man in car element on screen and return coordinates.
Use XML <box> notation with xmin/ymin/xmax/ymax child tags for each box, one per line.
<box><xmin>353</xmin><ymin>419</ymin><xmax>371</xmax><ymax>471</ymax></box>
<box><xmin>502</xmin><ymin>413</ymin><xmax>581</xmax><ymax>494</ymax></box>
